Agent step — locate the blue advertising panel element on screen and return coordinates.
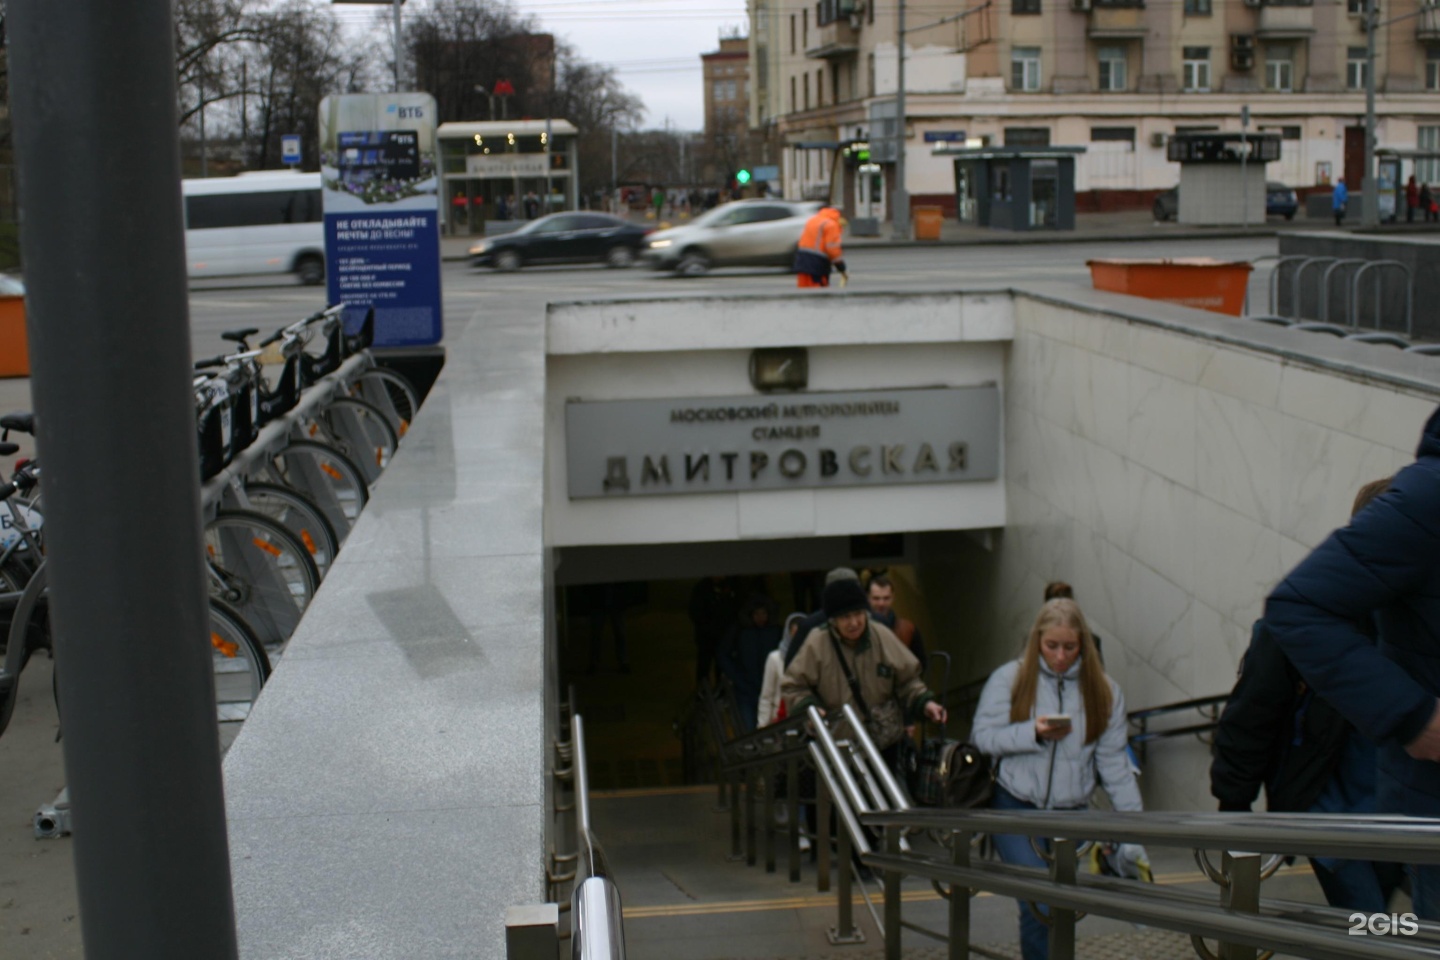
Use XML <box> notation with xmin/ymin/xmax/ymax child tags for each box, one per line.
<box><xmin>318</xmin><ymin>94</ymin><xmax>442</xmax><ymax>347</ymax></box>
<box><xmin>281</xmin><ymin>133</ymin><xmax>302</xmax><ymax>165</ymax></box>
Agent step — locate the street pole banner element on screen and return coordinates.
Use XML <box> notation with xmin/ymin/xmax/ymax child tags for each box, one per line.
<box><xmin>318</xmin><ymin>93</ymin><xmax>442</xmax><ymax>347</ymax></box>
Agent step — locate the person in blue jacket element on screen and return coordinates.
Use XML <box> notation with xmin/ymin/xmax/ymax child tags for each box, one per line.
<box><xmin>1332</xmin><ymin>178</ymin><xmax>1349</xmax><ymax>227</ymax></box>
<box><xmin>1265</xmin><ymin>405</ymin><xmax>1440</xmax><ymax>918</ymax></box>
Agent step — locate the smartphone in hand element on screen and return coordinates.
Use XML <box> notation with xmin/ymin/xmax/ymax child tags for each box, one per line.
<box><xmin>1044</xmin><ymin>714</ymin><xmax>1072</xmax><ymax>730</ymax></box>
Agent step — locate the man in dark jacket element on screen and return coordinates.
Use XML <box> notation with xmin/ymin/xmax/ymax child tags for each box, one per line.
<box><xmin>1211</xmin><ymin>618</ymin><xmax>1400</xmax><ymax>910</ymax></box>
<box><xmin>1266</xmin><ymin>407</ymin><xmax>1440</xmax><ymax>918</ymax></box>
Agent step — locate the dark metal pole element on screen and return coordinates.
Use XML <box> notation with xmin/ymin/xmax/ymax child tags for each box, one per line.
<box><xmin>7</xmin><ymin>3</ymin><xmax>239</xmax><ymax>959</ymax></box>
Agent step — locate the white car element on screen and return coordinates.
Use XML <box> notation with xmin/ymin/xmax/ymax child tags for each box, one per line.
<box><xmin>643</xmin><ymin>199</ymin><xmax>822</xmax><ymax>277</ymax></box>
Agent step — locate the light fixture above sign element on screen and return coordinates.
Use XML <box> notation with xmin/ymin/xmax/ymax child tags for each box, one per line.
<box><xmin>749</xmin><ymin>347</ymin><xmax>808</xmax><ymax>392</ymax></box>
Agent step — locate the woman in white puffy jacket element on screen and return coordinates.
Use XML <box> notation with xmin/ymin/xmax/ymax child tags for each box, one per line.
<box><xmin>972</xmin><ymin>598</ymin><xmax>1142</xmax><ymax>960</ymax></box>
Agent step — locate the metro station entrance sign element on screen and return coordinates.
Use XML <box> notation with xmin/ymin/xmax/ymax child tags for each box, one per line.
<box><xmin>565</xmin><ymin>386</ymin><xmax>1000</xmax><ymax>499</ymax></box>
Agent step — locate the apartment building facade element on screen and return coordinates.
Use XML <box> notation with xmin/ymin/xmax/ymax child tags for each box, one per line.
<box><xmin>701</xmin><ymin>37</ymin><xmax>755</xmax><ymax>186</ymax></box>
<box><xmin>748</xmin><ymin>0</ymin><xmax>1440</xmax><ymax>223</ymax></box>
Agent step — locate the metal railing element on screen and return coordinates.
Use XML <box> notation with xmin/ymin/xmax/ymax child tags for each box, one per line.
<box><xmin>795</xmin><ymin>706</ymin><xmax>1440</xmax><ymax>960</ymax></box>
<box><xmin>1127</xmin><ymin>692</ymin><xmax>1228</xmax><ymax>764</ymax></box>
<box><xmin>861</xmin><ymin>807</ymin><xmax>1440</xmax><ymax>960</ymax></box>
<box><xmin>549</xmin><ymin>705</ymin><xmax>625</xmax><ymax>960</ymax></box>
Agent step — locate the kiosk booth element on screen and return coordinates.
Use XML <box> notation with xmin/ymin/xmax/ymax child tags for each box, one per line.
<box><xmin>436</xmin><ymin>119</ymin><xmax>580</xmax><ymax>236</ymax></box>
<box><xmin>1166</xmin><ymin>132</ymin><xmax>1280</xmax><ymax>226</ymax></box>
<box><xmin>932</xmin><ymin>145</ymin><xmax>1085</xmax><ymax>232</ymax></box>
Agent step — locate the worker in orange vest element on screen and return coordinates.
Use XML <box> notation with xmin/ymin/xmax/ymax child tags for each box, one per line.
<box><xmin>793</xmin><ymin>207</ymin><xmax>847</xmax><ymax>288</ymax></box>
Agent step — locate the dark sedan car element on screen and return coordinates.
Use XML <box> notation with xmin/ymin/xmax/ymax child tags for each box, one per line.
<box><xmin>1153</xmin><ymin>181</ymin><xmax>1298</xmax><ymax>221</ymax></box>
<box><xmin>468</xmin><ymin>212</ymin><xmax>650</xmax><ymax>271</ymax></box>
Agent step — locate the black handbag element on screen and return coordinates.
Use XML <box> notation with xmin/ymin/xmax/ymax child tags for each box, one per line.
<box><xmin>907</xmin><ymin>651</ymin><xmax>994</xmax><ymax>808</ymax></box>
<box><xmin>912</xmin><ymin>738</ymin><xmax>993</xmax><ymax>809</ymax></box>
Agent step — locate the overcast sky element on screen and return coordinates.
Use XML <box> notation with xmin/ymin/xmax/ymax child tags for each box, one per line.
<box><xmin>326</xmin><ymin>0</ymin><xmax>749</xmax><ymax>132</ymax></box>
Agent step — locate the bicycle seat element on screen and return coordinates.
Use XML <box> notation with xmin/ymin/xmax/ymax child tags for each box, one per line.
<box><xmin>0</xmin><ymin>442</ymin><xmax>18</xmax><ymax>456</ymax></box>
<box><xmin>222</xmin><ymin>328</ymin><xmax>260</xmax><ymax>345</ymax></box>
<box><xmin>0</xmin><ymin>412</ymin><xmax>34</xmax><ymax>436</ymax></box>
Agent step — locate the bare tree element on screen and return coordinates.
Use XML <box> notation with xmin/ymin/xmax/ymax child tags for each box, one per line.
<box><xmin>405</xmin><ymin>0</ymin><xmax>547</xmax><ymax>124</ymax></box>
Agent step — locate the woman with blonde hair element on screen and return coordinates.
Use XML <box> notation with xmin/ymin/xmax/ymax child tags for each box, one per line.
<box><xmin>972</xmin><ymin>598</ymin><xmax>1142</xmax><ymax>960</ymax></box>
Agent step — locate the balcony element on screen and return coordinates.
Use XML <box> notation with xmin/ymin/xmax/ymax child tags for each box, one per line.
<box><xmin>1088</xmin><ymin>5</ymin><xmax>1147</xmax><ymax>38</ymax></box>
<box><xmin>1418</xmin><ymin>5</ymin><xmax>1440</xmax><ymax>41</ymax></box>
<box><xmin>1256</xmin><ymin>4</ymin><xmax>1315</xmax><ymax>37</ymax></box>
<box><xmin>806</xmin><ymin>18</ymin><xmax>860</xmax><ymax>59</ymax></box>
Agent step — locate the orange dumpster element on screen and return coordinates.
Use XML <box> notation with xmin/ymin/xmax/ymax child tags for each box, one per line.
<box><xmin>913</xmin><ymin>205</ymin><xmax>943</xmax><ymax>241</ymax></box>
<box><xmin>1087</xmin><ymin>258</ymin><xmax>1253</xmax><ymax>317</ymax></box>
<box><xmin>0</xmin><ymin>295</ymin><xmax>28</xmax><ymax>377</ymax></box>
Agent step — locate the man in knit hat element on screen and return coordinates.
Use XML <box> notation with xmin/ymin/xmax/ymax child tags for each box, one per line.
<box><xmin>782</xmin><ymin>578</ymin><xmax>947</xmax><ymax>751</ymax></box>
<box><xmin>784</xmin><ymin>567</ymin><xmax>861</xmax><ymax>671</ymax></box>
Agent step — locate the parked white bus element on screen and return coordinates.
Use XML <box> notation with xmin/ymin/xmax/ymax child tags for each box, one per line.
<box><xmin>182</xmin><ymin>171</ymin><xmax>326</xmax><ymax>284</ymax></box>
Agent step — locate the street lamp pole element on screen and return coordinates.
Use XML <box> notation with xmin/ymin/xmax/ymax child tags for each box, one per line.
<box><xmin>892</xmin><ymin>0</ymin><xmax>909</xmax><ymax>240</ymax></box>
<box><xmin>1362</xmin><ymin>0</ymin><xmax>1379</xmax><ymax>227</ymax></box>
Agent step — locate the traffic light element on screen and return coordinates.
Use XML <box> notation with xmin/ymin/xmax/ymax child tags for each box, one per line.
<box><xmin>735</xmin><ymin>169</ymin><xmax>752</xmax><ymax>185</ymax></box>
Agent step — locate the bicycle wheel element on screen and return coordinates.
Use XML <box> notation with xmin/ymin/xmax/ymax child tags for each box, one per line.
<box><xmin>0</xmin><ymin>557</ymin><xmax>41</xmax><ymax>740</ymax></box>
<box><xmin>307</xmin><ymin>395</ymin><xmax>398</xmax><ymax>485</ymax></box>
<box><xmin>205</xmin><ymin>509</ymin><xmax>320</xmax><ymax>652</ymax></box>
<box><xmin>208</xmin><ymin>597</ymin><xmax>271</xmax><ymax>745</ymax></box>
<box><xmin>265</xmin><ymin>439</ymin><xmax>370</xmax><ymax>540</ymax></box>
<box><xmin>350</xmin><ymin>367</ymin><xmax>420</xmax><ymax>440</ymax></box>
<box><xmin>234</xmin><ymin>481</ymin><xmax>340</xmax><ymax>581</ymax></box>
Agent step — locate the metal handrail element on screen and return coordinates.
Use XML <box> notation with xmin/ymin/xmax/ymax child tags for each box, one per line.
<box><xmin>859</xmin><ymin>807</ymin><xmax>1440</xmax><ymax>960</ymax></box>
<box><xmin>1265</xmin><ymin>254</ymin><xmax>1309</xmax><ymax>316</ymax></box>
<box><xmin>1319</xmin><ymin>258</ymin><xmax>1367</xmax><ymax>323</ymax></box>
<box><xmin>1350</xmin><ymin>259</ymin><xmax>1414</xmax><ymax>337</ymax></box>
<box><xmin>570</xmin><ymin>714</ymin><xmax>626</xmax><ymax>960</ymax></box>
<box><xmin>1290</xmin><ymin>256</ymin><xmax>1337</xmax><ymax>320</ymax></box>
<box><xmin>1127</xmin><ymin>692</ymin><xmax>1227</xmax><ymax>763</ymax></box>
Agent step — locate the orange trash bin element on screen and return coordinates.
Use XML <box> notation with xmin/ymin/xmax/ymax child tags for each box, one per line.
<box><xmin>0</xmin><ymin>295</ymin><xmax>29</xmax><ymax>377</ymax></box>
<box><xmin>1086</xmin><ymin>258</ymin><xmax>1254</xmax><ymax>317</ymax></box>
<box><xmin>913</xmin><ymin>205</ymin><xmax>944</xmax><ymax>241</ymax></box>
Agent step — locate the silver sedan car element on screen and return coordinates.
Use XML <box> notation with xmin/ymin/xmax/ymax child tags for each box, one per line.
<box><xmin>643</xmin><ymin>199</ymin><xmax>822</xmax><ymax>277</ymax></box>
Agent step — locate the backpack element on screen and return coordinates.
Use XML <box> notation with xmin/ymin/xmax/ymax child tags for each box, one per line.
<box><xmin>911</xmin><ymin>738</ymin><xmax>993</xmax><ymax>808</ymax></box>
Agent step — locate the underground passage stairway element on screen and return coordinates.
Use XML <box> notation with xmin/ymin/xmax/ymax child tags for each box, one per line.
<box><xmin>564</xmin><ymin>581</ymin><xmax>1337</xmax><ymax>958</ymax></box>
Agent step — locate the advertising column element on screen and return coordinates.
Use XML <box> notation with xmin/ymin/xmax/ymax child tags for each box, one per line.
<box><xmin>318</xmin><ymin>93</ymin><xmax>442</xmax><ymax>347</ymax></box>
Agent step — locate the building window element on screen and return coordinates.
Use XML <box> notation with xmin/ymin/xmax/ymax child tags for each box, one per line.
<box><xmin>790</xmin><ymin>76</ymin><xmax>796</xmax><ymax>112</ymax></box>
<box><xmin>790</xmin><ymin>15</ymin><xmax>796</xmax><ymax>54</ymax></box>
<box><xmin>1420</xmin><ymin>126</ymin><xmax>1440</xmax><ymax>183</ymax></box>
<box><xmin>818</xmin><ymin>68</ymin><xmax>825</xmax><ymax>105</ymax></box>
<box><xmin>803</xmin><ymin>8</ymin><xmax>808</xmax><ymax>48</ymax></box>
<box><xmin>1265</xmin><ymin>45</ymin><xmax>1294</xmax><ymax>92</ymax></box>
<box><xmin>1005</xmin><ymin>126</ymin><xmax>1051</xmax><ymax>146</ymax></box>
<box><xmin>1184</xmin><ymin>0</ymin><xmax>1212</xmax><ymax>13</ymax></box>
<box><xmin>1098</xmin><ymin>46</ymin><xmax>1127</xmax><ymax>91</ymax></box>
<box><xmin>1182</xmin><ymin>47</ymin><xmax>1211</xmax><ymax>91</ymax></box>
<box><xmin>1013</xmin><ymin>0</ymin><xmax>1041</xmax><ymax>13</ymax></box>
<box><xmin>1011</xmin><ymin>46</ymin><xmax>1042</xmax><ymax>92</ymax></box>
<box><xmin>1347</xmin><ymin>0</ymin><xmax>1367</xmax><ymax>12</ymax></box>
<box><xmin>1091</xmin><ymin>126</ymin><xmax>1136</xmax><ymax>143</ymax></box>
<box><xmin>1347</xmin><ymin>46</ymin><xmax>1367</xmax><ymax>89</ymax></box>
<box><xmin>803</xmin><ymin>73</ymin><xmax>810</xmax><ymax>110</ymax></box>
<box><xmin>1429</xmin><ymin>49</ymin><xmax>1440</xmax><ymax>90</ymax></box>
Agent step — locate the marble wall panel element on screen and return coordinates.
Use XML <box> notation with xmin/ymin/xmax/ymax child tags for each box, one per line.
<box><xmin>1129</xmin><ymin>324</ymin><xmax>1209</xmax><ymax>384</ymax></box>
<box><xmin>1072</xmin><ymin>350</ymin><xmax>1132</xmax><ymax>454</ymax></box>
<box><xmin>1190</xmin><ymin>495</ymin><xmax>1282</xmax><ymax>629</ymax></box>
<box><xmin>1121</xmin><ymin>463</ymin><xmax>1198</xmax><ymax>594</ymax></box>
<box><xmin>1277</xmin><ymin>417</ymin><xmax>1411</xmax><ymax>547</ymax></box>
<box><xmin>1126</xmin><ymin>366</ymin><xmax>1198</xmax><ymax>490</ymax></box>
<box><xmin>1196</xmin><ymin>392</ymin><xmax>1287</xmax><ymax>529</ymax></box>
<box><xmin>1279</xmin><ymin>364</ymin><xmax>1437</xmax><ymax>454</ymax></box>
<box><xmin>1196</xmin><ymin>346</ymin><xmax>1283</xmax><ymax>409</ymax></box>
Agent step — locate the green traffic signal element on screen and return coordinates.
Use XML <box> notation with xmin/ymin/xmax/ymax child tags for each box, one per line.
<box><xmin>735</xmin><ymin>169</ymin><xmax>752</xmax><ymax>185</ymax></box>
